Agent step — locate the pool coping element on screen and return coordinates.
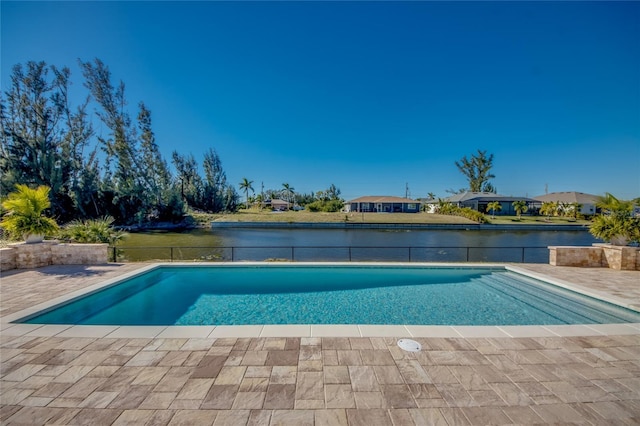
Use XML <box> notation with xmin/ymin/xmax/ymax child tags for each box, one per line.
<box><xmin>2</xmin><ymin>262</ymin><xmax>639</xmax><ymax>339</ymax></box>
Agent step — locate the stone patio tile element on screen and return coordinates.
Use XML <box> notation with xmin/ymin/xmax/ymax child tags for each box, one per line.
<box><xmin>381</xmin><ymin>384</ymin><xmax>418</xmax><ymax>409</ymax></box>
<box><xmin>200</xmin><ymin>384</ymin><xmax>239</xmax><ymax>409</ymax></box>
<box><xmin>231</xmin><ymin>391</ymin><xmax>265</xmax><ymax>409</ymax></box>
<box><xmin>489</xmin><ymin>382</ymin><xmax>534</xmax><ymax>406</ymax></box>
<box><xmin>176</xmin><ymin>378</ymin><xmax>214</xmax><ymax>400</ymax></box>
<box><xmin>124</xmin><ymin>350</ymin><xmax>167</xmax><ymax>367</ymax></box>
<box><xmin>139</xmin><ymin>391</ymin><xmax>178</xmax><ymax>409</ymax></box>
<box><xmin>324</xmin><ymin>365</ymin><xmax>350</xmax><ymax>384</ymax></box>
<box><xmin>439</xmin><ymin>407</ymin><xmax>472</xmax><ymax>425</ymax></box>
<box><xmin>239</xmin><ymin>377</ymin><xmax>269</xmax><ymax>392</ymax></box>
<box><xmin>264</xmin><ymin>350</ymin><xmax>299</xmax><ymax>366</ymax></box>
<box><xmin>353</xmin><ymin>391</ymin><xmax>386</xmax><ymax>408</ymax></box>
<box><xmin>212</xmin><ymin>409</ymin><xmax>250</xmax><ymax>425</ymax></box>
<box><xmin>325</xmin><ymin>384</ymin><xmax>355</xmax><ymax>408</ymax></box>
<box><xmin>177</xmin><ymin>338</ymin><xmax>214</xmax><ymax>351</ymax></box>
<box><xmin>31</xmin><ymin>381</ymin><xmax>72</xmax><ymax>398</ymax></box>
<box><xmin>2</xmin><ymin>363</ymin><xmax>46</xmax><ymax>381</ymax></box>
<box><xmin>59</xmin><ymin>377</ymin><xmax>106</xmax><ymax>399</ymax></box>
<box><xmin>261</xmin><ymin>336</ymin><xmax>287</xmax><ymax>351</ymax></box>
<box><xmin>245</xmin><ymin>366</ymin><xmax>272</xmax><ymax>378</ymax></box>
<box><xmin>269</xmin><ymin>366</ymin><xmax>297</xmax><ymax>384</ymax></box>
<box><xmin>132</xmin><ymin>366</ymin><xmax>171</xmax><ymax>386</ymax></box>
<box><xmin>190</xmin><ymin>355</ymin><xmax>227</xmax><ymax>379</ymax></box>
<box><xmin>315</xmin><ymin>409</ymin><xmax>348</xmax><ymax>426</ymax></box>
<box><xmin>5</xmin><ymin>406</ymin><xmax>80</xmax><ymax>425</ymax></box>
<box><xmin>48</xmin><ymin>396</ymin><xmax>83</xmax><ymax>408</ymax></box>
<box><xmin>68</xmin><ymin>407</ymin><xmax>124</xmax><ymax>425</ymax></box>
<box><xmin>532</xmin><ymin>402</ymin><xmax>586</xmax><ymax>423</ymax></box>
<box><xmin>78</xmin><ymin>390</ymin><xmax>120</xmax><ymax>408</ymax></box>
<box><xmin>167</xmin><ymin>409</ymin><xmax>217</xmax><ymax>425</ymax></box>
<box><xmin>240</xmin><ymin>350</ymin><xmax>268</xmax><ymax>365</ymax></box>
<box><xmin>359</xmin><ymin>349</ymin><xmax>395</xmax><ymax>365</ymax></box>
<box><xmin>263</xmin><ymin>384</ymin><xmax>295</xmax><ymax>409</ymax></box>
<box><xmin>294</xmin><ymin>399</ymin><xmax>324</xmax><ymax>409</ymax></box>
<box><xmin>298</xmin><ymin>360</ymin><xmax>322</xmax><ymax>372</ymax></box>
<box><xmin>460</xmin><ymin>406</ymin><xmax>512</xmax><ymax>425</ymax></box>
<box><xmin>322</xmin><ymin>350</ymin><xmax>339</xmax><ymax>366</ymax></box>
<box><xmin>295</xmin><ymin>371</ymin><xmax>323</xmax><ymax>400</ymax></box>
<box><xmin>270</xmin><ymin>409</ymin><xmax>314</xmax><ymax>426</ymax></box>
<box><xmin>321</xmin><ymin>338</ymin><xmax>351</xmax><ymax>350</ymax></box>
<box><xmin>108</xmin><ymin>385</ymin><xmax>154</xmax><ymax>409</ymax></box>
<box><xmin>349</xmin><ymin>366</ymin><xmax>379</xmax><ymax>392</ymax></box>
<box><xmin>214</xmin><ymin>366</ymin><xmax>246</xmax><ymax>385</ymax></box>
<box><xmin>501</xmin><ymin>406</ymin><xmax>545</xmax><ymax>423</ymax></box>
<box><xmin>337</xmin><ymin>350</ymin><xmax>362</xmax><ymax>366</ymax></box>
<box><xmin>298</xmin><ymin>345</ymin><xmax>322</xmax><ymax>361</ymax></box>
<box><xmin>111</xmin><ymin>409</ymin><xmax>157</xmax><ymax>425</ymax></box>
<box><xmin>246</xmin><ymin>409</ymin><xmax>272</xmax><ymax>426</ymax></box>
<box><xmin>346</xmin><ymin>408</ymin><xmax>393</xmax><ymax>426</ymax></box>
<box><xmin>396</xmin><ymin>360</ymin><xmax>432</xmax><ymax>384</ymax></box>
<box><xmin>435</xmin><ymin>384</ymin><xmax>476</xmax><ymax>408</ymax></box>
<box><xmin>387</xmin><ymin>408</ymin><xmax>414</xmax><ymax>425</ymax></box>
<box><xmin>468</xmin><ymin>389</ymin><xmax>508</xmax><ymax>407</ymax></box>
<box><xmin>587</xmin><ymin>401</ymin><xmax>638</xmax><ymax>419</ymax></box>
<box><xmin>408</xmin><ymin>408</ymin><xmax>449</xmax><ymax>425</ymax></box>
<box><xmin>19</xmin><ymin>396</ymin><xmax>54</xmax><ymax>407</ymax></box>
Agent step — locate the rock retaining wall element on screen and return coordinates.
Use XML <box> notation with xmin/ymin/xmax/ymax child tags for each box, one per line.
<box><xmin>549</xmin><ymin>244</ymin><xmax>640</xmax><ymax>271</ymax></box>
<box><xmin>0</xmin><ymin>242</ymin><xmax>108</xmax><ymax>271</ymax></box>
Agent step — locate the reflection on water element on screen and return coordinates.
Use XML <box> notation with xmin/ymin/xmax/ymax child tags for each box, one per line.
<box><xmin>118</xmin><ymin>228</ymin><xmax>599</xmax><ymax>263</ymax></box>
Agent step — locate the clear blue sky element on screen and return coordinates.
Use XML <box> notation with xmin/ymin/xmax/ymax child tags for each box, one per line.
<box><xmin>2</xmin><ymin>1</ymin><xmax>639</xmax><ymax>200</ymax></box>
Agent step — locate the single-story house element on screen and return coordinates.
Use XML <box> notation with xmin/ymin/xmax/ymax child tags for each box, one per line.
<box><xmin>268</xmin><ymin>199</ymin><xmax>290</xmax><ymax>211</ymax></box>
<box><xmin>345</xmin><ymin>196</ymin><xmax>421</xmax><ymax>213</ymax></box>
<box><xmin>532</xmin><ymin>192</ymin><xmax>600</xmax><ymax>216</ymax></box>
<box><xmin>445</xmin><ymin>192</ymin><xmax>538</xmax><ymax>216</ymax></box>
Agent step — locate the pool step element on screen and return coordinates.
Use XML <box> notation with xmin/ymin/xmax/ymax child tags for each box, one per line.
<box><xmin>471</xmin><ymin>272</ymin><xmax>637</xmax><ymax>324</ymax></box>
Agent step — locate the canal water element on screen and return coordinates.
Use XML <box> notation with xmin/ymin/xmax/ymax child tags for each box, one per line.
<box><xmin>118</xmin><ymin>228</ymin><xmax>599</xmax><ymax>263</ymax></box>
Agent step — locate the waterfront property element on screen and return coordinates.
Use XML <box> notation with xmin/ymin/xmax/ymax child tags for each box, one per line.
<box><xmin>345</xmin><ymin>196</ymin><xmax>421</xmax><ymax>213</ymax></box>
<box><xmin>445</xmin><ymin>192</ymin><xmax>538</xmax><ymax>216</ymax></box>
<box><xmin>533</xmin><ymin>191</ymin><xmax>601</xmax><ymax>216</ymax></box>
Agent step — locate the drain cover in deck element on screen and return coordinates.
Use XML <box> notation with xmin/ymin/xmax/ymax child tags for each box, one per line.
<box><xmin>397</xmin><ymin>339</ymin><xmax>421</xmax><ymax>352</ymax></box>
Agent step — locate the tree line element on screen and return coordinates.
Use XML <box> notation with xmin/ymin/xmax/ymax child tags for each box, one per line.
<box><xmin>0</xmin><ymin>59</ymin><xmax>239</xmax><ymax>225</ymax></box>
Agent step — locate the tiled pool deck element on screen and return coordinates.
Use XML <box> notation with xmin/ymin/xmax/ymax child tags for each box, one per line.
<box><xmin>1</xmin><ymin>263</ymin><xmax>639</xmax><ymax>425</ymax></box>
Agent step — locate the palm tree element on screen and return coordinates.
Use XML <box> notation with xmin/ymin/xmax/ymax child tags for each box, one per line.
<box><xmin>427</xmin><ymin>192</ymin><xmax>436</xmax><ymax>200</ymax></box>
<box><xmin>512</xmin><ymin>200</ymin><xmax>528</xmax><ymax>220</ymax></box>
<box><xmin>282</xmin><ymin>183</ymin><xmax>295</xmax><ymax>210</ymax></box>
<box><xmin>596</xmin><ymin>193</ymin><xmax>633</xmax><ymax>216</ymax></box>
<box><xmin>539</xmin><ymin>201</ymin><xmax>557</xmax><ymax>222</ymax></box>
<box><xmin>568</xmin><ymin>202</ymin><xmax>583</xmax><ymax>221</ymax></box>
<box><xmin>1</xmin><ymin>184</ymin><xmax>59</xmax><ymax>242</ymax></box>
<box><xmin>486</xmin><ymin>201</ymin><xmax>501</xmax><ymax>219</ymax></box>
<box><xmin>238</xmin><ymin>178</ymin><xmax>254</xmax><ymax>209</ymax></box>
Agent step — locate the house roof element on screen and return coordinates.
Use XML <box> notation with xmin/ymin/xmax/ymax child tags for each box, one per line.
<box><xmin>533</xmin><ymin>192</ymin><xmax>600</xmax><ymax>204</ymax></box>
<box><xmin>347</xmin><ymin>196</ymin><xmax>419</xmax><ymax>204</ymax></box>
<box><xmin>445</xmin><ymin>192</ymin><xmax>536</xmax><ymax>203</ymax></box>
<box><xmin>269</xmin><ymin>199</ymin><xmax>289</xmax><ymax>205</ymax></box>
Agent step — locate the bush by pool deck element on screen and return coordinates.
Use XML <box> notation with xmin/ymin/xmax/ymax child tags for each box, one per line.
<box><xmin>1</xmin><ymin>263</ymin><xmax>639</xmax><ymax>424</ymax></box>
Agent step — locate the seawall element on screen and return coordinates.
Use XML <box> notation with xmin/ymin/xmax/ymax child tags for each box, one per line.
<box><xmin>211</xmin><ymin>221</ymin><xmax>589</xmax><ymax>231</ymax></box>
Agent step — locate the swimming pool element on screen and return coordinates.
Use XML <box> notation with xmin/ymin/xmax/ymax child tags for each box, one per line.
<box><xmin>17</xmin><ymin>265</ymin><xmax>640</xmax><ymax>326</ymax></box>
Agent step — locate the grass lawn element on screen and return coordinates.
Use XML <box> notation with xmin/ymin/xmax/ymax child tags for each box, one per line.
<box><xmin>197</xmin><ymin>210</ymin><xmax>590</xmax><ymax>226</ymax></box>
<box><xmin>487</xmin><ymin>216</ymin><xmax>591</xmax><ymax>225</ymax></box>
<box><xmin>202</xmin><ymin>210</ymin><xmax>477</xmax><ymax>224</ymax></box>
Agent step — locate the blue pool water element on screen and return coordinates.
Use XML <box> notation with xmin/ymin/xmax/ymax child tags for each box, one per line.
<box><xmin>20</xmin><ymin>266</ymin><xmax>640</xmax><ymax>326</ymax></box>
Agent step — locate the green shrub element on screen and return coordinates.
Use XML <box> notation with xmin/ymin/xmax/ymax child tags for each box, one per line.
<box><xmin>1</xmin><ymin>184</ymin><xmax>59</xmax><ymax>240</ymax></box>
<box><xmin>306</xmin><ymin>200</ymin><xmax>344</xmax><ymax>212</ymax></box>
<box><xmin>58</xmin><ymin>216</ymin><xmax>125</xmax><ymax>245</ymax></box>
